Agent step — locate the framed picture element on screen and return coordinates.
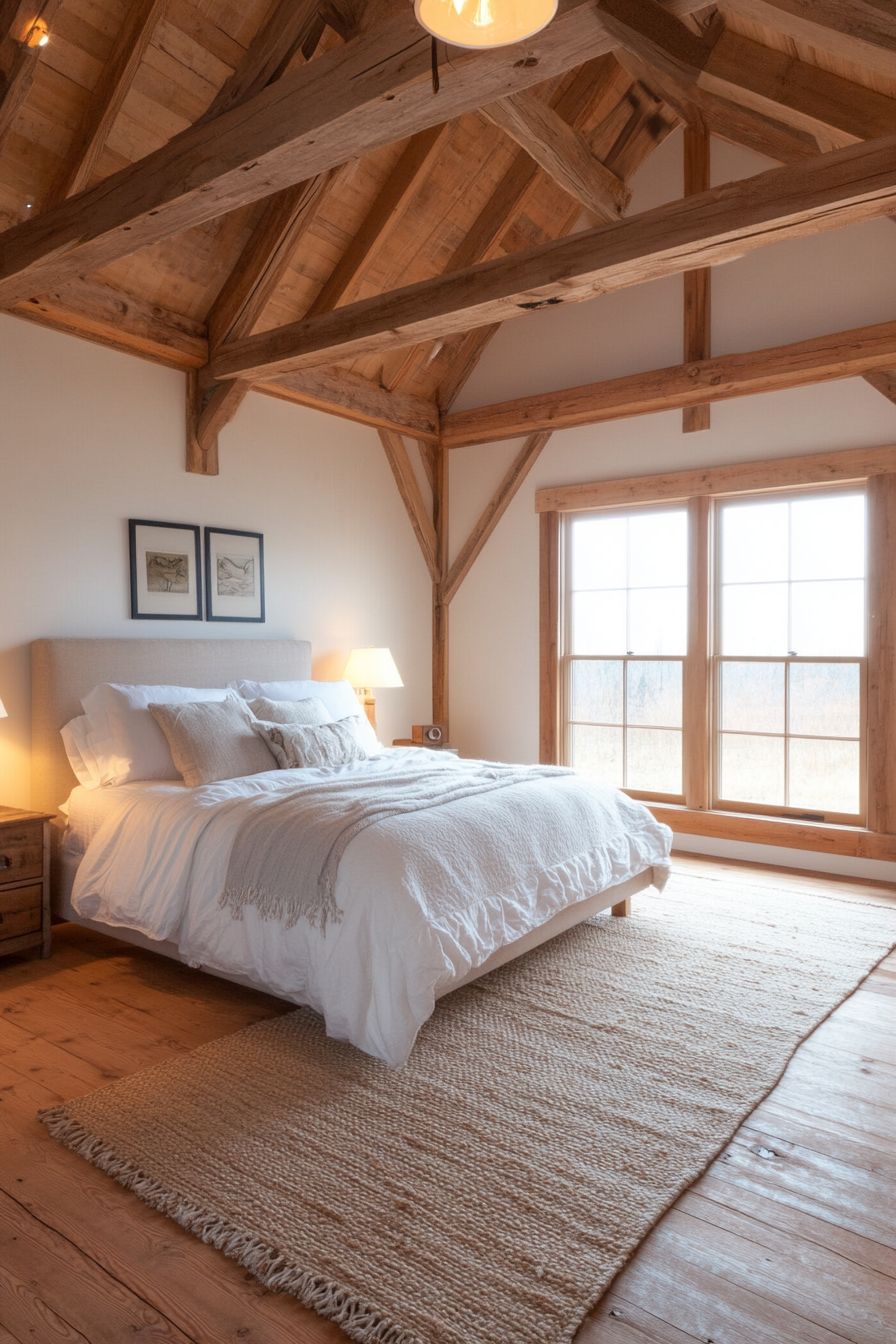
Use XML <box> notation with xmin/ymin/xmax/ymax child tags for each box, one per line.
<box><xmin>128</xmin><ymin>519</ymin><xmax>202</xmax><ymax>620</ymax></box>
<box><xmin>204</xmin><ymin>527</ymin><xmax>265</xmax><ymax>623</ymax></box>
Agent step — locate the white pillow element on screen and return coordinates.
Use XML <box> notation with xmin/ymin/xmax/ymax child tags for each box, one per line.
<box><xmin>82</xmin><ymin>683</ymin><xmax>230</xmax><ymax>785</ymax></box>
<box><xmin>230</xmin><ymin>678</ymin><xmax>381</xmax><ymax>754</ymax></box>
<box><xmin>246</xmin><ymin>696</ymin><xmax>333</xmax><ymax>727</ymax></box>
<box><xmin>60</xmin><ymin>715</ymin><xmax>103</xmax><ymax>789</ymax></box>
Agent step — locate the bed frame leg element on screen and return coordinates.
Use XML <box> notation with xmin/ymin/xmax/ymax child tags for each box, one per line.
<box><xmin>611</xmin><ymin>897</ymin><xmax>632</xmax><ymax>918</ymax></box>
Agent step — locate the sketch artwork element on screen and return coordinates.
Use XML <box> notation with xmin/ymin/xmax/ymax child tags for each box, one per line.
<box><xmin>216</xmin><ymin>553</ymin><xmax>255</xmax><ymax>597</ymax></box>
<box><xmin>146</xmin><ymin>550</ymin><xmax>189</xmax><ymax>593</ymax></box>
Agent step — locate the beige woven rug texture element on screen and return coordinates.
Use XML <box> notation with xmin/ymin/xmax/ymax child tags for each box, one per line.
<box><xmin>42</xmin><ymin>873</ymin><xmax>896</xmax><ymax>1344</ymax></box>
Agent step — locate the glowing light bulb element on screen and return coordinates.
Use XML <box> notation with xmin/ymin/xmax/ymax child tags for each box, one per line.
<box><xmin>415</xmin><ymin>0</ymin><xmax>556</xmax><ymax>49</ymax></box>
<box><xmin>24</xmin><ymin>19</ymin><xmax>49</xmax><ymax>48</ymax></box>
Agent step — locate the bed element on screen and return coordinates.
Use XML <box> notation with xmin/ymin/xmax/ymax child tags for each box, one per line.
<box><xmin>31</xmin><ymin>637</ymin><xmax>672</xmax><ymax>1066</ymax></box>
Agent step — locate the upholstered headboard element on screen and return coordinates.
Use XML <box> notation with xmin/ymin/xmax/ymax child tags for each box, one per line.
<box><xmin>31</xmin><ymin>637</ymin><xmax>312</xmax><ymax>818</ymax></box>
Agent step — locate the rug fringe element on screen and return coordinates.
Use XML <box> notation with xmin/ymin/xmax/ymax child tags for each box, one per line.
<box><xmin>38</xmin><ymin>1108</ymin><xmax>417</xmax><ymax>1344</ymax></box>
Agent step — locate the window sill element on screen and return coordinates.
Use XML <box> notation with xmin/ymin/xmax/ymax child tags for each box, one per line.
<box><xmin>646</xmin><ymin>803</ymin><xmax>896</xmax><ymax>863</ymax></box>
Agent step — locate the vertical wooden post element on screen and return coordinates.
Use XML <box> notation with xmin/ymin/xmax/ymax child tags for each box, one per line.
<box><xmin>539</xmin><ymin>510</ymin><xmax>561</xmax><ymax>765</ymax></box>
<box><xmin>432</xmin><ymin>437</ymin><xmax>449</xmax><ymax>730</ymax></box>
<box><xmin>866</xmin><ymin>474</ymin><xmax>896</xmax><ymax>832</ymax></box>
<box><xmin>683</xmin><ymin>496</ymin><xmax>711</xmax><ymax>808</ymax></box>
<box><xmin>683</xmin><ymin>125</ymin><xmax>711</xmax><ymax>434</ymax></box>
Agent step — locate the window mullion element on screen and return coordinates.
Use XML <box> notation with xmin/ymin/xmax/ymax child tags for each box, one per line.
<box><xmin>684</xmin><ymin>496</ymin><xmax>711</xmax><ymax>809</ymax></box>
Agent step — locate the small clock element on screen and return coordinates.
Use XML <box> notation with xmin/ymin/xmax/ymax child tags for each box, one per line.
<box><xmin>412</xmin><ymin>723</ymin><xmax>445</xmax><ymax>744</ymax></box>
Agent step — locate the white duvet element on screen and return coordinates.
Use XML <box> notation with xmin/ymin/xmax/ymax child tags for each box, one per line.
<box><xmin>69</xmin><ymin>748</ymin><xmax>672</xmax><ymax>1066</ymax></box>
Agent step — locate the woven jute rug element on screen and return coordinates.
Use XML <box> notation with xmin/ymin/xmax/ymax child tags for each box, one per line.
<box><xmin>41</xmin><ymin>872</ymin><xmax>896</xmax><ymax>1344</ymax></box>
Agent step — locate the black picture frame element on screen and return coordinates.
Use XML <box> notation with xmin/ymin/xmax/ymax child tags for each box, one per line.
<box><xmin>128</xmin><ymin>519</ymin><xmax>202</xmax><ymax>620</ymax></box>
<box><xmin>204</xmin><ymin>527</ymin><xmax>265</xmax><ymax>623</ymax></box>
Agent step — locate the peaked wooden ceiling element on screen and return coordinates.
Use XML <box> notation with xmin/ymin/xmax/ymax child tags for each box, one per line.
<box><xmin>2</xmin><ymin>0</ymin><xmax>896</xmax><ymax>476</ymax></box>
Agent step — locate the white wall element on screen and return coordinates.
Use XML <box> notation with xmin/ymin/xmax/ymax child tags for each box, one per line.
<box><xmin>0</xmin><ymin>318</ymin><xmax>433</xmax><ymax>808</ymax></box>
<box><xmin>447</xmin><ymin>131</ymin><xmax>896</xmax><ymax>879</ymax></box>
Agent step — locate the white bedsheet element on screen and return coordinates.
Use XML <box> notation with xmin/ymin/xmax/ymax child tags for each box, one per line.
<box><xmin>70</xmin><ymin>749</ymin><xmax>672</xmax><ymax>1066</ymax></box>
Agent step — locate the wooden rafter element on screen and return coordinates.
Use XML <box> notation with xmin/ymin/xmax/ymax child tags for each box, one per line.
<box><xmin>682</xmin><ymin>123</ymin><xmax>710</xmax><ymax>433</ymax></box>
<box><xmin>720</xmin><ymin>0</ymin><xmax>896</xmax><ymax>83</ymax></box>
<box><xmin>196</xmin><ymin>0</ymin><xmax>326</xmax><ymax>125</ymax></box>
<box><xmin>603</xmin><ymin>0</ymin><xmax>896</xmax><ymax>151</ymax></box>
<box><xmin>2</xmin><ymin>0</ymin><xmax>713</xmax><ymax>307</ymax></box>
<box><xmin>304</xmin><ymin>122</ymin><xmax>450</xmax><ymax>319</ymax></box>
<box><xmin>440</xmin><ymin>318</ymin><xmax>896</xmax><ymax>448</ymax></box>
<box><xmin>42</xmin><ymin>0</ymin><xmax>169</xmax><ymax>209</ymax></box>
<box><xmin>442</xmin><ymin>432</ymin><xmax>552</xmax><ymax>604</ymax></box>
<box><xmin>0</xmin><ymin>0</ymin><xmax>64</xmax><ymax>158</ymax></box>
<box><xmin>614</xmin><ymin>47</ymin><xmax>820</xmax><ymax>164</ymax></box>
<box><xmin>210</xmin><ymin>133</ymin><xmax>896</xmax><ymax>382</ymax></box>
<box><xmin>377</xmin><ymin>430</ymin><xmax>439</xmax><ymax>582</ymax></box>
<box><xmin>481</xmin><ymin>90</ymin><xmax>631</xmax><ymax>224</ymax></box>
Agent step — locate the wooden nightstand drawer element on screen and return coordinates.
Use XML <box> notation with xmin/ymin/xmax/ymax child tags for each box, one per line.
<box><xmin>0</xmin><ymin>884</ymin><xmax>43</xmax><ymax>940</ymax></box>
<box><xmin>0</xmin><ymin>822</ymin><xmax>43</xmax><ymax>886</ymax></box>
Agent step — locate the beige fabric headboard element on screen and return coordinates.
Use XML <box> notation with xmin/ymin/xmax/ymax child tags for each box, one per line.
<box><xmin>31</xmin><ymin>637</ymin><xmax>312</xmax><ymax>819</ymax></box>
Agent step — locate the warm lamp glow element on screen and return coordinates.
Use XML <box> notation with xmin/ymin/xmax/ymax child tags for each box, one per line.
<box><xmin>0</xmin><ymin>698</ymin><xmax>7</xmax><ymax>720</ymax></box>
<box><xmin>342</xmin><ymin>648</ymin><xmax>402</xmax><ymax>735</ymax></box>
<box><xmin>24</xmin><ymin>18</ymin><xmax>49</xmax><ymax>48</ymax></box>
<box><xmin>414</xmin><ymin>0</ymin><xmax>557</xmax><ymax>48</ymax></box>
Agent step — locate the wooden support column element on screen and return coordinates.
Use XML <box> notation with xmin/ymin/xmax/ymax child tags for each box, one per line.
<box><xmin>683</xmin><ymin>495</ymin><xmax>711</xmax><ymax>807</ymax></box>
<box><xmin>864</xmin><ymin>369</ymin><xmax>896</xmax><ymax>407</ymax></box>
<box><xmin>377</xmin><ymin>429</ymin><xmax>439</xmax><ymax>582</ymax></box>
<box><xmin>433</xmin><ymin>438</ymin><xmax>449</xmax><ymax>731</ymax></box>
<box><xmin>866</xmin><ymin>473</ymin><xmax>896</xmax><ymax>833</ymax></box>
<box><xmin>683</xmin><ymin>124</ymin><xmax>711</xmax><ymax>432</ymax></box>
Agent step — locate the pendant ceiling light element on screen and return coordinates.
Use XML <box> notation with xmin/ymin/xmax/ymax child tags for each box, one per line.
<box><xmin>414</xmin><ymin>0</ymin><xmax>558</xmax><ymax>49</ymax></box>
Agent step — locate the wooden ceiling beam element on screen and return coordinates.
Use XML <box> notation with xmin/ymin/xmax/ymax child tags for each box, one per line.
<box><xmin>720</xmin><ymin>1</ymin><xmax>896</xmax><ymax>84</ymax></box>
<box><xmin>210</xmin><ymin>133</ymin><xmax>896</xmax><ymax>382</ymax></box>
<box><xmin>11</xmin><ymin>276</ymin><xmax>207</xmax><ymax>370</ymax></box>
<box><xmin>42</xmin><ymin>0</ymin><xmax>169</xmax><ymax>209</ymax></box>
<box><xmin>439</xmin><ymin>318</ymin><xmax>896</xmax><ymax>448</ymax></box>
<box><xmin>0</xmin><ymin>0</ymin><xmax>64</xmax><ymax>157</ymax></box>
<box><xmin>304</xmin><ymin>122</ymin><xmax>450</xmax><ymax>320</ymax></box>
<box><xmin>1</xmin><ymin>0</ymin><xmax>712</xmax><ymax>308</ymax></box>
<box><xmin>481</xmin><ymin>90</ymin><xmax>631</xmax><ymax>224</ymax></box>
<box><xmin>260</xmin><ymin>366</ymin><xmax>440</xmax><ymax>441</ymax></box>
<box><xmin>596</xmin><ymin>0</ymin><xmax>724</xmax><ymax>85</ymax></box>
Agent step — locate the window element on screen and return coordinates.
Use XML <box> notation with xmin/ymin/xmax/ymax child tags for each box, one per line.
<box><xmin>539</xmin><ymin>449</ymin><xmax>891</xmax><ymax>848</ymax></box>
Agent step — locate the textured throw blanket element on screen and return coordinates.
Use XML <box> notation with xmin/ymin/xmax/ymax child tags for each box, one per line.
<box><xmin>221</xmin><ymin>757</ymin><xmax>573</xmax><ymax>931</ymax></box>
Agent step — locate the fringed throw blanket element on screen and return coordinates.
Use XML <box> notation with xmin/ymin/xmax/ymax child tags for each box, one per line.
<box><xmin>221</xmin><ymin>757</ymin><xmax>573</xmax><ymax>931</ymax></box>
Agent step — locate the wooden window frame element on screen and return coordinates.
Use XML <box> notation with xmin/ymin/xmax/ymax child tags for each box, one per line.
<box><xmin>537</xmin><ymin>444</ymin><xmax>896</xmax><ymax>862</ymax></box>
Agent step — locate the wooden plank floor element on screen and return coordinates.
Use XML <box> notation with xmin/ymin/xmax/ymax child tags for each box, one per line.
<box><xmin>1</xmin><ymin>853</ymin><xmax>894</xmax><ymax>1344</ymax></box>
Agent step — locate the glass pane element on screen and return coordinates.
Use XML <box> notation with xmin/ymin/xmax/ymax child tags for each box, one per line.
<box><xmin>571</xmin><ymin>515</ymin><xmax>626</xmax><ymax>591</ymax></box>
<box><xmin>719</xmin><ymin>733</ymin><xmax>784</xmax><ymax>805</ymax></box>
<box><xmin>628</xmin><ymin>587</ymin><xmax>688</xmax><ymax>654</ymax></box>
<box><xmin>626</xmin><ymin>728</ymin><xmax>681</xmax><ymax>794</ymax></box>
<box><xmin>626</xmin><ymin>661</ymin><xmax>682</xmax><ymax>728</ymax></box>
<box><xmin>720</xmin><ymin>662</ymin><xmax>784</xmax><ymax>733</ymax></box>
<box><xmin>721</xmin><ymin>583</ymin><xmax>789</xmax><ymax>655</ymax></box>
<box><xmin>628</xmin><ymin>511</ymin><xmax>687</xmax><ymax>588</ymax></box>
<box><xmin>791</xmin><ymin>494</ymin><xmax>864</xmax><ymax>581</ymax></box>
<box><xmin>570</xmin><ymin>660</ymin><xmax>623</xmax><ymax>724</ymax></box>
<box><xmin>789</xmin><ymin>737</ymin><xmax>860</xmax><ymax>815</ymax></box>
<box><xmin>572</xmin><ymin>725</ymin><xmax>623</xmax><ymax>785</ymax></box>
<box><xmin>721</xmin><ymin>501</ymin><xmax>788</xmax><ymax>583</ymax></box>
<box><xmin>572</xmin><ymin>591</ymin><xmax>626</xmax><ymax>655</ymax></box>
<box><xmin>789</xmin><ymin>663</ymin><xmax>860</xmax><ymax>738</ymax></box>
<box><xmin>790</xmin><ymin>580</ymin><xmax>865</xmax><ymax>656</ymax></box>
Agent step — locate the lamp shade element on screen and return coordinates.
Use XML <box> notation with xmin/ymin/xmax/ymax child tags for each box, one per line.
<box><xmin>342</xmin><ymin>648</ymin><xmax>403</xmax><ymax>690</ymax></box>
<box><xmin>415</xmin><ymin>0</ymin><xmax>557</xmax><ymax>49</ymax></box>
<box><xmin>0</xmin><ymin>697</ymin><xmax>6</xmax><ymax>719</ymax></box>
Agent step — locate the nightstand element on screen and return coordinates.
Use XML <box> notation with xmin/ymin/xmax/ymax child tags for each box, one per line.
<box><xmin>0</xmin><ymin>807</ymin><xmax>52</xmax><ymax>959</ymax></box>
<box><xmin>393</xmin><ymin>739</ymin><xmax>459</xmax><ymax>755</ymax></box>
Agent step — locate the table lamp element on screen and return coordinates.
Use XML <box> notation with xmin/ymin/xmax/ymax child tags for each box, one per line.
<box><xmin>342</xmin><ymin>648</ymin><xmax>403</xmax><ymax>733</ymax></box>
